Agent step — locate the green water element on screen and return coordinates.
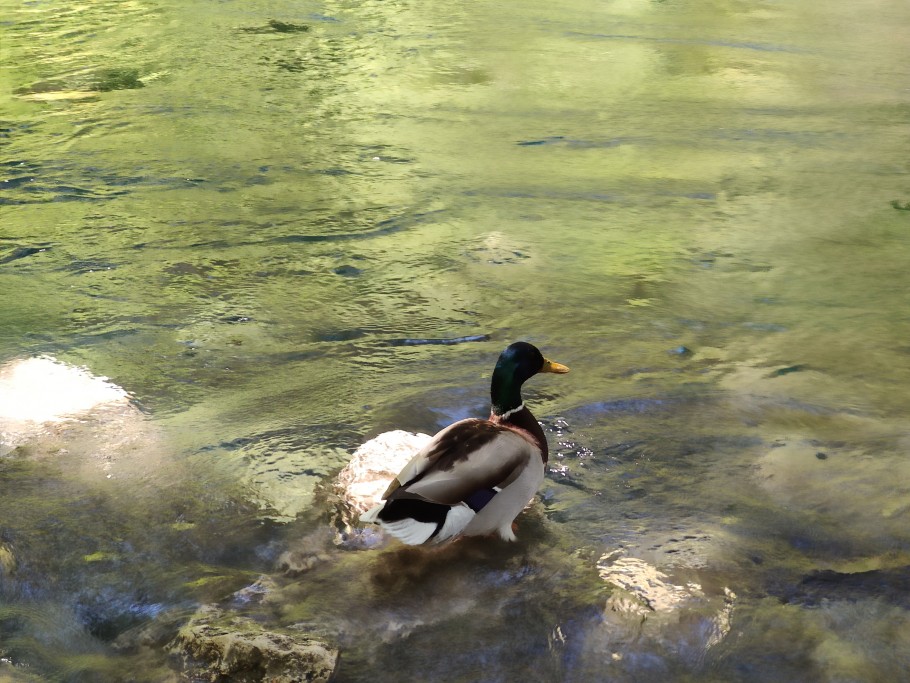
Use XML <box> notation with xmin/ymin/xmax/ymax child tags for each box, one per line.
<box><xmin>2</xmin><ymin>0</ymin><xmax>910</xmax><ymax>680</ymax></box>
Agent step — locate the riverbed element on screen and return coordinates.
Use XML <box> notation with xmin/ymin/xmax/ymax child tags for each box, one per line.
<box><xmin>2</xmin><ymin>0</ymin><xmax>910</xmax><ymax>680</ymax></box>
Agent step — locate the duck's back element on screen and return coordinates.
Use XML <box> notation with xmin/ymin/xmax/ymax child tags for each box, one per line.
<box><xmin>385</xmin><ymin>419</ymin><xmax>539</xmax><ymax>505</ymax></box>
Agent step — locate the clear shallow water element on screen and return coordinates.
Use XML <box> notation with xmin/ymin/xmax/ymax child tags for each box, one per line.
<box><xmin>2</xmin><ymin>0</ymin><xmax>910</xmax><ymax>680</ymax></box>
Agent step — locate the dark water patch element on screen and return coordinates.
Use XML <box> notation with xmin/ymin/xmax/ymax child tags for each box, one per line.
<box><xmin>774</xmin><ymin>567</ymin><xmax>910</xmax><ymax>608</ymax></box>
<box><xmin>63</xmin><ymin>326</ymin><xmax>143</xmax><ymax>347</ymax></box>
<box><xmin>517</xmin><ymin>135</ymin><xmax>626</xmax><ymax>148</ymax></box>
<box><xmin>238</xmin><ymin>19</ymin><xmax>311</xmax><ymax>34</ymax></box>
<box><xmin>15</xmin><ymin>67</ymin><xmax>147</xmax><ymax>96</ymax></box>
<box><xmin>0</xmin><ymin>176</ymin><xmax>35</xmax><ymax>190</ymax></box>
<box><xmin>268</xmin><ymin>208</ymin><xmax>445</xmax><ymax>244</ymax></box>
<box><xmin>359</xmin><ymin>153</ymin><xmax>414</xmax><ymax>164</ymax></box>
<box><xmin>90</xmin><ymin>172</ymin><xmax>159</xmax><ymax>188</ymax></box>
<box><xmin>599</xmin><ymin>440</ymin><xmax>649</xmax><ymax>459</ymax></box>
<box><xmin>517</xmin><ymin>135</ymin><xmax>566</xmax><ymax>146</ymax></box>
<box><xmin>672</xmin><ymin>191</ymin><xmax>716</xmax><ymax>200</ymax></box>
<box><xmin>220</xmin><ymin>315</ymin><xmax>254</xmax><ymax>324</ymax></box>
<box><xmin>185</xmin><ymin>239</ymin><xmax>233</xmax><ymax>250</ymax></box>
<box><xmin>0</xmin><ymin>158</ymin><xmax>218</xmax><ymax>206</ymax></box>
<box><xmin>61</xmin><ymin>258</ymin><xmax>120</xmax><ymax>275</ymax></box>
<box><xmin>575</xmin><ymin>397</ymin><xmax>670</xmax><ymax>416</ymax></box>
<box><xmin>51</xmin><ymin>186</ymin><xmax>107</xmax><ymax>199</ymax></box>
<box><xmin>2</xmin><ymin>188</ymin><xmax>125</xmax><ymax>205</ymax></box>
<box><xmin>92</xmin><ymin>68</ymin><xmax>144</xmax><ymax>92</ymax></box>
<box><xmin>201</xmin><ymin>421</ymin><xmax>359</xmax><ymax>457</ymax></box>
<box><xmin>164</xmin><ymin>261</ymin><xmax>215</xmax><ymax>277</ymax></box>
<box><xmin>368</xmin><ymin>388</ymin><xmax>487</xmax><ymax>435</ymax></box>
<box><xmin>544</xmin><ymin>466</ymin><xmax>598</xmax><ymax>494</ymax></box>
<box><xmin>0</xmin><ymin>246</ymin><xmax>50</xmax><ymax>265</ymax></box>
<box><xmin>767</xmin><ymin>364</ymin><xmax>808</xmax><ymax>377</ymax></box>
<box><xmin>314</xmin><ymin>328</ymin><xmax>368</xmax><ymax>342</ymax></box>
<box><xmin>319</xmin><ymin>532</ymin><xmax>608</xmax><ymax>683</ymax></box>
<box><xmin>0</xmin><ymin>159</ymin><xmax>37</xmax><ymax>172</ymax></box>
<box><xmin>316</xmin><ymin>167</ymin><xmax>354</xmax><ymax>176</ymax></box>
<box><xmin>384</xmin><ymin>334</ymin><xmax>490</xmax><ymax>347</ymax></box>
<box><xmin>266</xmin><ymin>19</ymin><xmax>310</xmax><ymax>33</ymax></box>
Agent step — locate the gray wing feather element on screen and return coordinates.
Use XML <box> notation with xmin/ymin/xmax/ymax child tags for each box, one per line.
<box><xmin>384</xmin><ymin>420</ymin><xmax>536</xmax><ymax>505</ymax></box>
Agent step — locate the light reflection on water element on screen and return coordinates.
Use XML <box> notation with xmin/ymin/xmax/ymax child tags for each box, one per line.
<box><xmin>2</xmin><ymin>0</ymin><xmax>910</xmax><ymax>679</ymax></box>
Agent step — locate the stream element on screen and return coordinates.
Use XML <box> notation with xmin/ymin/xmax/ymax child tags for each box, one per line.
<box><xmin>2</xmin><ymin>0</ymin><xmax>910</xmax><ymax>680</ymax></box>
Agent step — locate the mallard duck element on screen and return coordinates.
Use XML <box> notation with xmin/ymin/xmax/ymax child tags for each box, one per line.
<box><xmin>360</xmin><ymin>341</ymin><xmax>569</xmax><ymax>544</ymax></box>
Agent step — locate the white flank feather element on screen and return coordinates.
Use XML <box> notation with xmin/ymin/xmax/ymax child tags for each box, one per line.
<box><xmin>462</xmin><ymin>454</ymin><xmax>543</xmax><ymax>540</ymax></box>
<box><xmin>431</xmin><ymin>504</ymin><xmax>475</xmax><ymax>544</ymax></box>
<box><xmin>380</xmin><ymin>518</ymin><xmax>437</xmax><ymax>545</ymax></box>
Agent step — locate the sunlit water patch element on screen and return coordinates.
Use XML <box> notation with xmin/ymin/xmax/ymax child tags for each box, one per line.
<box><xmin>2</xmin><ymin>0</ymin><xmax>910</xmax><ymax>679</ymax></box>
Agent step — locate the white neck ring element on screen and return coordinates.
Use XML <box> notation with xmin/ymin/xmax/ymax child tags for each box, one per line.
<box><xmin>498</xmin><ymin>403</ymin><xmax>525</xmax><ymax>420</ymax></box>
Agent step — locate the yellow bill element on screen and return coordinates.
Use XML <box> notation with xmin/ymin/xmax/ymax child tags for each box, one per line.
<box><xmin>541</xmin><ymin>358</ymin><xmax>570</xmax><ymax>374</ymax></box>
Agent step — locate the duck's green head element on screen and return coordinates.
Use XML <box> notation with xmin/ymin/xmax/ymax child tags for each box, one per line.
<box><xmin>491</xmin><ymin>342</ymin><xmax>569</xmax><ymax>416</ymax></box>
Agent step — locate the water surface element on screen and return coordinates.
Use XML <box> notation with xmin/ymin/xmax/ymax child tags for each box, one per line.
<box><xmin>2</xmin><ymin>0</ymin><xmax>910</xmax><ymax>680</ymax></box>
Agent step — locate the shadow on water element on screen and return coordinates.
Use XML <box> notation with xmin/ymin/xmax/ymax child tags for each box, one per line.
<box><xmin>270</xmin><ymin>516</ymin><xmax>610</xmax><ymax>682</ymax></box>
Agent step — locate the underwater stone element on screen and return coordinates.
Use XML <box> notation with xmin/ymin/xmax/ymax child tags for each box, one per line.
<box><xmin>335</xmin><ymin>430</ymin><xmax>432</xmax><ymax>517</ymax></box>
<box><xmin>598</xmin><ymin>551</ymin><xmax>704</xmax><ymax>612</ymax></box>
<box><xmin>332</xmin><ymin>430</ymin><xmax>431</xmax><ymax>546</ymax></box>
<box><xmin>0</xmin><ymin>356</ymin><xmax>129</xmax><ymax>426</ymax></box>
<box><xmin>0</xmin><ymin>356</ymin><xmax>133</xmax><ymax>454</ymax></box>
<box><xmin>168</xmin><ymin>605</ymin><xmax>338</xmax><ymax>682</ymax></box>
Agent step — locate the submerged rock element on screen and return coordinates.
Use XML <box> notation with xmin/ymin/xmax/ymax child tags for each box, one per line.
<box><xmin>0</xmin><ymin>356</ymin><xmax>160</xmax><ymax>480</ymax></box>
<box><xmin>168</xmin><ymin>605</ymin><xmax>338</xmax><ymax>683</ymax></box>
<box><xmin>585</xmin><ymin>553</ymin><xmax>740</xmax><ymax>681</ymax></box>
<box><xmin>0</xmin><ymin>356</ymin><xmax>131</xmax><ymax>448</ymax></box>
<box><xmin>334</xmin><ymin>430</ymin><xmax>431</xmax><ymax>515</ymax></box>
<box><xmin>598</xmin><ymin>551</ymin><xmax>705</xmax><ymax>613</ymax></box>
<box><xmin>332</xmin><ymin>430</ymin><xmax>431</xmax><ymax>544</ymax></box>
